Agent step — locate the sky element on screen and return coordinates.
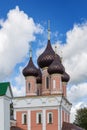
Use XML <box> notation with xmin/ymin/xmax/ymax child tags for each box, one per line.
<box><xmin>0</xmin><ymin>0</ymin><xmax>87</xmax><ymax>123</ymax></box>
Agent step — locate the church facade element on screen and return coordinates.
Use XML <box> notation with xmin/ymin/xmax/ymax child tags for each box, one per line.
<box><xmin>13</xmin><ymin>29</ymin><xmax>72</xmax><ymax>130</ymax></box>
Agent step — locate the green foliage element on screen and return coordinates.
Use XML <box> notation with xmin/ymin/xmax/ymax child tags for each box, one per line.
<box><xmin>74</xmin><ymin>107</ymin><xmax>87</xmax><ymax>130</ymax></box>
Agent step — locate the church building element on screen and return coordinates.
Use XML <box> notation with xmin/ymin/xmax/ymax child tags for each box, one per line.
<box><xmin>13</xmin><ymin>26</ymin><xmax>72</xmax><ymax>130</ymax></box>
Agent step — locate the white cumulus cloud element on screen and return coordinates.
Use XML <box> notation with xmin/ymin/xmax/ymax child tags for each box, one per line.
<box><xmin>12</xmin><ymin>85</ymin><xmax>25</xmax><ymax>97</ymax></box>
<box><xmin>12</xmin><ymin>66</ymin><xmax>25</xmax><ymax>97</ymax></box>
<box><xmin>62</xmin><ymin>23</ymin><xmax>87</xmax><ymax>84</ymax></box>
<box><xmin>0</xmin><ymin>6</ymin><xmax>43</xmax><ymax>80</ymax></box>
<box><xmin>67</xmin><ymin>82</ymin><xmax>87</xmax><ymax>103</ymax></box>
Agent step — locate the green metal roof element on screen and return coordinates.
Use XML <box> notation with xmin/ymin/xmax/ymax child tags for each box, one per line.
<box><xmin>0</xmin><ymin>82</ymin><xmax>10</xmax><ymax>96</ymax></box>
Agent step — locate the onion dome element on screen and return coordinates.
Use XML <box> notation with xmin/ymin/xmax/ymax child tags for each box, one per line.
<box><xmin>37</xmin><ymin>40</ymin><xmax>56</xmax><ymax>68</ymax></box>
<box><xmin>22</xmin><ymin>57</ymin><xmax>38</xmax><ymax>77</ymax></box>
<box><xmin>48</xmin><ymin>54</ymin><xmax>65</xmax><ymax>75</ymax></box>
<box><xmin>38</xmin><ymin>22</ymin><xmax>61</xmax><ymax>68</ymax></box>
<box><xmin>36</xmin><ymin>68</ymin><xmax>42</xmax><ymax>84</ymax></box>
<box><xmin>62</xmin><ymin>71</ymin><xmax>70</xmax><ymax>82</ymax></box>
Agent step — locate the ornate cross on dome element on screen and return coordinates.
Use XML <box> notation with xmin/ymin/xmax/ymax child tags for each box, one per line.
<box><xmin>55</xmin><ymin>46</ymin><xmax>57</xmax><ymax>54</ymax></box>
<box><xmin>29</xmin><ymin>42</ymin><xmax>32</xmax><ymax>58</ymax></box>
<box><xmin>48</xmin><ymin>20</ymin><xmax>50</xmax><ymax>40</ymax></box>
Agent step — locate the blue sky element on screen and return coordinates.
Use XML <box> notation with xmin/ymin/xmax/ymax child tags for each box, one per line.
<box><xmin>1</xmin><ymin>0</ymin><xmax>87</xmax><ymax>32</ymax></box>
<box><xmin>0</xmin><ymin>0</ymin><xmax>87</xmax><ymax>122</ymax></box>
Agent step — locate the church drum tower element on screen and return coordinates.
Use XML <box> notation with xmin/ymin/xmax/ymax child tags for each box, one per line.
<box><xmin>13</xmin><ymin>24</ymin><xmax>72</xmax><ymax>130</ymax></box>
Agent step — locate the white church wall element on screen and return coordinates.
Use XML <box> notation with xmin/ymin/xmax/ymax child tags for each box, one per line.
<box><xmin>0</xmin><ymin>97</ymin><xmax>4</xmax><ymax>130</ymax></box>
<box><xmin>0</xmin><ymin>96</ymin><xmax>10</xmax><ymax>130</ymax></box>
<box><xmin>13</xmin><ymin>95</ymin><xmax>71</xmax><ymax>112</ymax></box>
<box><xmin>6</xmin><ymin>87</ymin><xmax>12</xmax><ymax>98</ymax></box>
<box><xmin>4</xmin><ymin>96</ymin><xmax>10</xmax><ymax>130</ymax></box>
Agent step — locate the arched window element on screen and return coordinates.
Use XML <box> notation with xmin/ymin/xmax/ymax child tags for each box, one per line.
<box><xmin>47</xmin><ymin>112</ymin><xmax>53</xmax><ymax>124</ymax></box>
<box><xmin>38</xmin><ymin>113</ymin><xmax>41</xmax><ymax>123</ymax></box>
<box><xmin>46</xmin><ymin>77</ymin><xmax>49</xmax><ymax>89</ymax></box>
<box><xmin>53</xmin><ymin>80</ymin><xmax>56</xmax><ymax>89</ymax></box>
<box><xmin>36</xmin><ymin>112</ymin><xmax>42</xmax><ymax>124</ymax></box>
<box><xmin>28</xmin><ymin>83</ymin><xmax>31</xmax><ymax>91</ymax></box>
<box><xmin>22</xmin><ymin>113</ymin><xmax>27</xmax><ymax>125</ymax></box>
<box><xmin>24</xmin><ymin>114</ymin><xmax>27</xmax><ymax>124</ymax></box>
<box><xmin>37</xmin><ymin>89</ymin><xmax>40</xmax><ymax>96</ymax></box>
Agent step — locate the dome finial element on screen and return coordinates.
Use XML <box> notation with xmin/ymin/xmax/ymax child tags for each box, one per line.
<box><xmin>29</xmin><ymin>43</ymin><xmax>32</xmax><ymax>58</ymax></box>
<box><xmin>60</xmin><ymin>50</ymin><xmax>63</xmax><ymax>62</ymax></box>
<box><xmin>48</xmin><ymin>20</ymin><xmax>50</xmax><ymax>40</ymax></box>
<box><xmin>55</xmin><ymin>46</ymin><xmax>57</xmax><ymax>54</ymax></box>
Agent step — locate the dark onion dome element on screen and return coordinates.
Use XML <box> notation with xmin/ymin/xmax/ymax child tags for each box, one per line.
<box><xmin>22</xmin><ymin>57</ymin><xmax>38</xmax><ymax>77</ymax></box>
<box><xmin>37</xmin><ymin>40</ymin><xmax>58</xmax><ymax>68</ymax></box>
<box><xmin>48</xmin><ymin>54</ymin><xmax>65</xmax><ymax>75</ymax></box>
<box><xmin>36</xmin><ymin>68</ymin><xmax>42</xmax><ymax>84</ymax></box>
<box><xmin>62</xmin><ymin>71</ymin><xmax>70</xmax><ymax>82</ymax></box>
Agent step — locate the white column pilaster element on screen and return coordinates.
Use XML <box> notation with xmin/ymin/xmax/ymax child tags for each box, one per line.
<box><xmin>60</xmin><ymin>77</ymin><xmax>62</xmax><ymax>93</ymax></box>
<box><xmin>61</xmin><ymin>107</ymin><xmax>62</xmax><ymax>128</ymax></box>
<box><xmin>42</xmin><ymin>109</ymin><xmax>46</xmax><ymax>130</ymax></box>
<box><xmin>58</xmin><ymin>106</ymin><xmax>61</xmax><ymax>130</ymax></box>
<box><xmin>27</xmin><ymin>110</ymin><xmax>31</xmax><ymax>130</ymax></box>
<box><xmin>64</xmin><ymin>111</ymin><xmax>65</xmax><ymax>122</ymax></box>
<box><xmin>14</xmin><ymin>109</ymin><xmax>16</xmax><ymax>120</ymax></box>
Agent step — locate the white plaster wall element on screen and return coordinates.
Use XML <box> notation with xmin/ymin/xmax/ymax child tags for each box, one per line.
<box><xmin>6</xmin><ymin>87</ymin><xmax>12</xmax><ymax>98</ymax></box>
<box><xmin>0</xmin><ymin>97</ymin><xmax>4</xmax><ymax>130</ymax></box>
<box><xmin>4</xmin><ymin>97</ymin><xmax>10</xmax><ymax>130</ymax></box>
<box><xmin>0</xmin><ymin>96</ymin><xmax>10</xmax><ymax>130</ymax></box>
<box><xmin>13</xmin><ymin>96</ymin><xmax>62</xmax><ymax>109</ymax></box>
<box><xmin>13</xmin><ymin>95</ymin><xmax>71</xmax><ymax>112</ymax></box>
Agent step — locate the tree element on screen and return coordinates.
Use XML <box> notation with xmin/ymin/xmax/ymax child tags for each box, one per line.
<box><xmin>74</xmin><ymin>107</ymin><xmax>87</xmax><ymax>130</ymax></box>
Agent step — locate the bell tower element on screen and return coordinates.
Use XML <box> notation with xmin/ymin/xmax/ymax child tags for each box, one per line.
<box><xmin>48</xmin><ymin>46</ymin><xmax>65</xmax><ymax>95</ymax></box>
<box><xmin>22</xmin><ymin>46</ymin><xmax>38</xmax><ymax>96</ymax></box>
<box><xmin>37</xmin><ymin>21</ymin><xmax>55</xmax><ymax>95</ymax></box>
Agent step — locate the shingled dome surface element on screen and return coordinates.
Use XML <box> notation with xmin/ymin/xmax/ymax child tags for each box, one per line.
<box><xmin>48</xmin><ymin>54</ymin><xmax>65</xmax><ymax>74</ymax></box>
<box><xmin>36</xmin><ymin>68</ymin><xmax>42</xmax><ymax>84</ymax></box>
<box><xmin>37</xmin><ymin>40</ymin><xmax>56</xmax><ymax>68</ymax></box>
<box><xmin>22</xmin><ymin>57</ymin><xmax>38</xmax><ymax>77</ymax></box>
<box><xmin>62</xmin><ymin>71</ymin><xmax>70</xmax><ymax>82</ymax></box>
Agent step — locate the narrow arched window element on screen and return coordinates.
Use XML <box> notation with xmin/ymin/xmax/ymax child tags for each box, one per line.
<box><xmin>46</xmin><ymin>77</ymin><xmax>49</xmax><ymax>89</ymax></box>
<box><xmin>28</xmin><ymin>83</ymin><xmax>31</xmax><ymax>91</ymax></box>
<box><xmin>38</xmin><ymin>113</ymin><xmax>41</xmax><ymax>123</ymax></box>
<box><xmin>37</xmin><ymin>89</ymin><xmax>40</xmax><ymax>96</ymax></box>
<box><xmin>47</xmin><ymin>112</ymin><xmax>53</xmax><ymax>124</ymax></box>
<box><xmin>53</xmin><ymin>80</ymin><xmax>56</xmax><ymax>89</ymax></box>
<box><xmin>36</xmin><ymin>112</ymin><xmax>42</xmax><ymax>124</ymax></box>
<box><xmin>24</xmin><ymin>114</ymin><xmax>27</xmax><ymax>124</ymax></box>
<box><xmin>22</xmin><ymin>113</ymin><xmax>27</xmax><ymax>125</ymax></box>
